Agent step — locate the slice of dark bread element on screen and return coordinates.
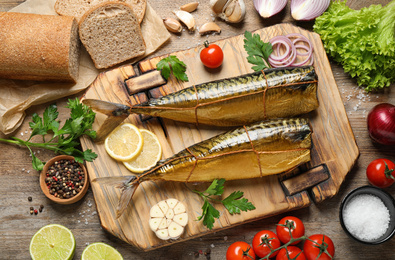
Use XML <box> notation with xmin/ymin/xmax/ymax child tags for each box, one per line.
<box><xmin>55</xmin><ymin>0</ymin><xmax>147</xmax><ymax>23</ymax></box>
<box><xmin>79</xmin><ymin>2</ymin><xmax>146</xmax><ymax>69</ymax></box>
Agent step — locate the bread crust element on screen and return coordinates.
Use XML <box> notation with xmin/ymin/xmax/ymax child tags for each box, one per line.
<box><xmin>0</xmin><ymin>12</ymin><xmax>80</xmax><ymax>82</ymax></box>
<box><xmin>54</xmin><ymin>0</ymin><xmax>147</xmax><ymax>24</ymax></box>
<box><xmin>79</xmin><ymin>2</ymin><xmax>146</xmax><ymax>69</ymax></box>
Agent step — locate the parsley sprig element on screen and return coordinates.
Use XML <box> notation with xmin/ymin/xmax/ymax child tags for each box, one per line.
<box><xmin>193</xmin><ymin>179</ymin><xmax>256</xmax><ymax>229</ymax></box>
<box><xmin>156</xmin><ymin>55</ymin><xmax>189</xmax><ymax>82</ymax></box>
<box><xmin>243</xmin><ymin>31</ymin><xmax>273</xmax><ymax>71</ymax></box>
<box><xmin>0</xmin><ymin>98</ymin><xmax>98</xmax><ymax>171</ymax></box>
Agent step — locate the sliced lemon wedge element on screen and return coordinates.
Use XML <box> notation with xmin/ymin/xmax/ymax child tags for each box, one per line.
<box><xmin>123</xmin><ymin>129</ymin><xmax>162</xmax><ymax>173</ymax></box>
<box><xmin>104</xmin><ymin>123</ymin><xmax>143</xmax><ymax>161</ymax></box>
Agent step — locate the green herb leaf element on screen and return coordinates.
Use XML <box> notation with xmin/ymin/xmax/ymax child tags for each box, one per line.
<box><xmin>43</xmin><ymin>104</ymin><xmax>58</xmax><ymax>129</ymax></box>
<box><xmin>156</xmin><ymin>55</ymin><xmax>189</xmax><ymax>82</ymax></box>
<box><xmin>204</xmin><ymin>178</ymin><xmax>225</xmax><ymax>196</ymax></box>
<box><xmin>0</xmin><ymin>98</ymin><xmax>98</xmax><ymax>170</ymax></box>
<box><xmin>198</xmin><ymin>200</ymin><xmax>220</xmax><ymax>230</ymax></box>
<box><xmin>243</xmin><ymin>31</ymin><xmax>273</xmax><ymax>71</ymax></box>
<box><xmin>222</xmin><ymin>191</ymin><xmax>256</xmax><ymax>214</ymax></box>
<box><xmin>29</xmin><ymin>113</ymin><xmax>47</xmax><ymax>138</ymax></box>
<box><xmin>194</xmin><ymin>179</ymin><xmax>255</xmax><ymax>230</ymax></box>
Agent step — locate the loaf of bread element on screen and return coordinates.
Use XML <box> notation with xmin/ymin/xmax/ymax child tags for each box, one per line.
<box><xmin>0</xmin><ymin>12</ymin><xmax>80</xmax><ymax>83</ymax></box>
<box><xmin>79</xmin><ymin>2</ymin><xmax>146</xmax><ymax>69</ymax></box>
<box><xmin>54</xmin><ymin>0</ymin><xmax>147</xmax><ymax>23</ymax></box>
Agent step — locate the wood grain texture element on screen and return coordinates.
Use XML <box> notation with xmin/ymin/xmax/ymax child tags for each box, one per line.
<box><xmin>1</xmin><ymin>1</ymin><xmax>395</xmax><ymax>259</ymax></box>
<box><xmin>80</xmin><ymin>23</ymin><xmax>358</xmax><ymax>250</ymax></box>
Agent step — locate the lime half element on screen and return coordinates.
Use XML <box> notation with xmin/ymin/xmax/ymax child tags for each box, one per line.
<box><xmin>29</xmin><ymin>224</ymin><xmax>75</xmax><ymax>260</ymax></box>
<box><xmin>81</xmin><ymin>242</ymin><xmax>123</xmax><ymax>260</ymax></box>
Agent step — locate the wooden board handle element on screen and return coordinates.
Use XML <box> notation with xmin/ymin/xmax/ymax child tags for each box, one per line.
<box><xmin>281</xmin><ymin>164</ymin><xmax>329</xmax><ymax>196</ymax></box>
<box><xmin>125</xmin><ymin>70</ymin><xmax>166</xmax><ymax>95</ymax></box>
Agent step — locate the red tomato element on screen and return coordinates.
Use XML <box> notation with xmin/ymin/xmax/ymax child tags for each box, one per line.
<box><xmin>252</xmin><ymin>230</ymin><xmax>281</xmax><ymax>258</ymax></box>
<box><xmin>366</xmin><ymin>158</ymin><xmax>395</xmax><ymax>188</ymax></box>
<box><xmin>303</xmin><ymin>234</ymin><xmax>335</xmax><ymax>260</ymax></box>
<box><xmin>226</xmin><ymin>241</ymin><xmax>256</xmax><ymax>260</ymax></box>
<box><xmin>276</xmin><ymin>246</ymin><xmax>306</xmax><ymax>260</ymax></box>
<box><xmin>200</xmin><ymin>41</ymin><xmax>224</xmax><ymax>69</ymax></box>
<box><xmin>276</xmin><ymin>216</ymin><xmax>305</xmax><ymax>245</ymax></box>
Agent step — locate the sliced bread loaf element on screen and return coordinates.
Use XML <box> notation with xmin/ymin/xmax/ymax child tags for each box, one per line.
<box><xmin>79</xmin><ymin>2</ymin><xmax>146</xmax><ymax>69</ymax></box>
<box><xmin>0</xmin><ymin>12</ymin><xmax>80</xmax><ymax>82</ymax></box>
<box><xmin>55</xmin><ymin>0</ymin><xmax>147</xmax><ymax>23</ymax></box>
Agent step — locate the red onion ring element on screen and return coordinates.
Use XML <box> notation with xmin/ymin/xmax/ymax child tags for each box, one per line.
<box><xmin>268</xmin><ymin>36</ymin><xmax>297</xmax><ymax>67</ymax></box>
<box><xmin>268</xmin><ymin>33</ymin><xmax>314</xmax><ymax>68</ymax></box>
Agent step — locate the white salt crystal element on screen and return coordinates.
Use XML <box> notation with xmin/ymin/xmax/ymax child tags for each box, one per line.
<box><xmin>343</xmin><ymin>194</ymin><xmax>390</xmax><ymax>241</ymax></box>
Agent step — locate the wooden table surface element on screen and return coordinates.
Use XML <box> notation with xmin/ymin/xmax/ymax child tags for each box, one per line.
<box><xmin>1</xmin><ymin>0</ymin><xmax>394</xmax><ymax>259</ymax></box>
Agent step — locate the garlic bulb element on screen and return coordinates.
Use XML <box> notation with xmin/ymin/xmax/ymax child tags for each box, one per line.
<box><xmin>210</xmin><ymin>0</ymin><xmax>246</xmax><ymax>23</ymax></box>
<box><xmin>253</xmin><ymin>0</ymin><xmax>287</xmax><ymax>18</ymax></box>
<box><xmin>149</xmin><ymin>199</ymin><xmax>188</xmax><ymax>240</ymax></box>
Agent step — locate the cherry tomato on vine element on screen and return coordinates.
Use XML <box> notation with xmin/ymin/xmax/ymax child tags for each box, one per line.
<box><xmin>252</xmin><ymin>230</ymin><xmax>281</xmax><ymax>258</ymax></box>
<box><xmin>226</xmin><ymin>241</ymin><xmax>256</xmax><ymax>260</ymax></box>
<box><xmin>276</xmin><ymin>246</ymin><xmax>306</xmax><ymax>260</ymax></box>
<box><xmin>200</xmin><ymin>41</ymin><xmax>224</xmax><ymax>69</ymax></box>
<box><xmin>366</xmin><ymin>158</ymin><xmax>395</xmax><ymax>188</ymax></box>
<box><xmin>303</xmin><ymin>234</ymin><xmax>335</xmax><ymax>260</ymax></box>
<box><xmin>276</xmin><ymin>216</ymin><xmax>305</xmax><ymax>245</ymax></box>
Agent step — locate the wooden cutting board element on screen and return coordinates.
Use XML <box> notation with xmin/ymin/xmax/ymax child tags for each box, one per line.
<box><xmin>80</xmin><ymin>23</ymin><xmax>359</xmax><ymax>251</ymax></box>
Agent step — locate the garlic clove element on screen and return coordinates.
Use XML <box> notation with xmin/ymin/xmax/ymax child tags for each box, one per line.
<box><xmin>165</xmin><ymin>208</ymin><xmax>175</xmax><ymax>220</ymax></box>
<box><xmin>173</xmin><ymin>212</ymin><xmax>188</xmax><ymax>227</ymax></box>
<box><xmin>163</xmin><ymin>18</ymin><xmax>182</xmax><ymax>33</ymax></box>
<box><xmin>173</xmin><ymin>201</ymin><xmax>186</xmax><ymax>215</ymax></box>
<box><xmin>210</xmin><ymin>0</ymin><xmax>246</xmax><ymax>23</ymax></box>
<box><xmin>210</xmin><ymin>0</ymin><xmax>229</xmax><ymax>14</ymax></box>
<box><xmin>180</xmin><ymin>2</ymin><xmax>199</xmax><ymax>12</ymax></box>
<box><xmin>168</xmin><ymin>222</ymin><xmax>184</xmax><ymax>239</ymax></box>
<box><xmin>158</xmin><ymin>200</ymin><xmax>169</xmax><ymax>213</ymax></box>
<box><xmin>199</xmin><ymin>22</ymin><xmax>221</xmax><ymax>35</ymax></box>
<box><xmin>166</xmin><ymin>198</ymin><xmax>179</xmax><ymax>209</ymax></box>
<box><xmin>173</xmin><ymin>10</ymin><xmax>196</xmax><ymax>31</ymax></box>
<box><xmin>150</xmin><ymin>204</ymin><xmax>164</xmax><ymax>218</ymax></box>
<box><xmin>158</xmin><ymin>217</ymin><xmax>169</xmax><ymax>229</ymax></box>
<box><xmin>149</xmin><ymin>217</ymin><xmax>163</xmax><ymax>231</ymax></box>
<box><xmin>225</xmin><ymin>0</ymin><xmax>245</xmax><ymax>23</ymax></box>
<box><xmin>155</xmin><ymin>229</ymin><xmax>170</xmax><ymax>240</ymax></box>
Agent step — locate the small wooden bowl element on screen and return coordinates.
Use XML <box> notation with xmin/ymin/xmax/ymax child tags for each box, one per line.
<box><xmin>40</xmin><ymin>155</ymin><xmax>89</xmax><ymax>205</ymax></box>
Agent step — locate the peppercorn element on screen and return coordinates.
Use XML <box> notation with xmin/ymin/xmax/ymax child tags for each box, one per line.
<box><xmin>34</xmin><ymin>209</ymin><xmax>38</xmax><ymax>215</ymax></box>
<box><xmin>28</xmin><ymin>196</ymin><xmax>32</xmax><ymax>202</ymax></box>
<box><xmin>45</xmin><ymin>159</ymin><xmax>84</xmax><ymax>200</ymax></box>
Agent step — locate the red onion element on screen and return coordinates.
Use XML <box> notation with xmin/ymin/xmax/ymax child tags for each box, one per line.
<box><xmin>253</xmin><ymin>0</ymin><xmax>287</xmax><ymax>18</ymax></box>
<box><xmin>291</xmin><ymin>0</ymin><xmax>330</xmax><ymax>21</ymax></box>
<box><xmin>268</xmin><ymin>33</ymin><xmax>314</xmax><ymax>68</ymax></box>
<box><xmin>367</xmin><ymin>103</ymin><xmax>395</xmax><ymax>145</ymax></box>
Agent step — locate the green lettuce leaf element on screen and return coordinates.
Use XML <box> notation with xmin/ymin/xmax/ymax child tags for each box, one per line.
<box><xmin>314</xmin><ymin>0</ymin><xmax>395</xmax><ymax>91</ymax></box>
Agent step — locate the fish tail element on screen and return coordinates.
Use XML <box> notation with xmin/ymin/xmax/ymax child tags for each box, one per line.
<box><xmin>82</xmin><ymin>99</ymin><xmax>131</xmax><ymax>116</ymax></box>
<box><xmin>116</xmin><ymin>176</ymin><xmax>139</xmax><ymax>219</ymax></box>
<box><xmin>82</xmin><ymin>99</ymin><xmax>131</xmax><ymax>141</ymax></box>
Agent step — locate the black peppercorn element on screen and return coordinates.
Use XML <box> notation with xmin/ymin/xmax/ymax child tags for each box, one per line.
<box><xmin>45</xmin><ymin>159</ymin><xmax>85</xmax><ymax>200</ymax></box>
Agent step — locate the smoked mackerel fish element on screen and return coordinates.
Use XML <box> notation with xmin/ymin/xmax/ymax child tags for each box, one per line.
<box><xmin>83</xmin><ymin>66</ymin><xmax>318</xmax><ymax>140</ymax></box>
<box><xmin>95</xmin><ymin>118</ymin><xmax>313</xmax><ymax>218</ymax></box>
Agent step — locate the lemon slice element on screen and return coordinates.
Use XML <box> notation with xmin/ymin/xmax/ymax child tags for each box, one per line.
<box><xmin>29</xmin><ymin>224</ymin><xmax>75</xmax><ymax>260</ymax></box>
<box><xmin>81</xmin><ymin>242</ymin><xmax>123</xmax><ymax>260</ymax></box>
<box><xmin>123</xmin><ymin>129</ymin><xmax>162</xmax><ymax>173</ymax></box>
<box><xmin>104</xmin><ymin>123</ymin><xmax>143</xmax><ymax>161</ymax></box>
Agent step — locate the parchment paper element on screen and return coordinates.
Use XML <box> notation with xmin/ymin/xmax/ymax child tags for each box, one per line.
<box><xmin>0</xmin><ymin>0</ymin><xmax>170</xmax><ymax>135</ymax></box>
